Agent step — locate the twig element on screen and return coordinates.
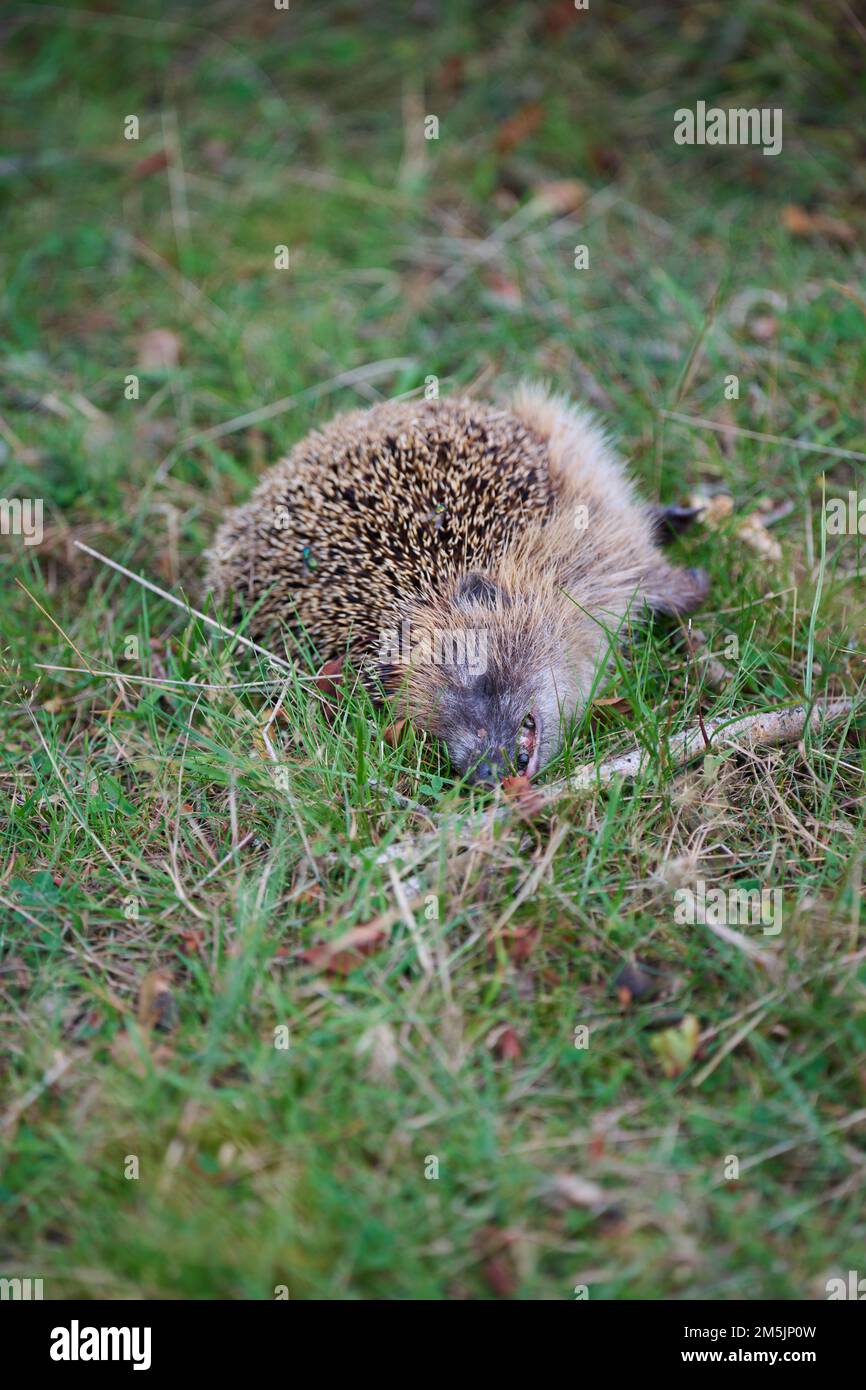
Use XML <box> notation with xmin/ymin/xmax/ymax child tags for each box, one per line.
<box><xmin>72</xmin><ymin>540</ymin><xmax>298</xmax><ymax>675</ymax></box>
<box><xmin>660</xmin><ymin>410</ymin><xmax>866</xmax><ymax>463</ymax></box>
<box><xmin>542</xmin><ymin>698</ymin><xmax>856</xmax><ymax>802</ymax></box>
<box><xmin>385</xmin><ymin>698</ymin><xmax>858</xmax><ymax>865</ymax></box>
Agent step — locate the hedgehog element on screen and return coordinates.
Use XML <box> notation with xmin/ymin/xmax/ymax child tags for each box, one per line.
<box><xmin>206</xmin><ymin>385</ymin><xmax>708</xmax><ymax>784</ymax></box>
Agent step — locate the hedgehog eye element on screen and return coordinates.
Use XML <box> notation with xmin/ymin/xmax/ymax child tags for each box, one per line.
<box><xmin>515</xmin><ymin>712</ymin><xmax>536</xmax><ymax>773</ymax></box>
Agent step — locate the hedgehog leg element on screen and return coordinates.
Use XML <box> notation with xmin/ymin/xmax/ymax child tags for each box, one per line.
<box><xmin>643</xmin><ymin>561</ymin><xmax>709</xmax><ymax>616</ymax></box>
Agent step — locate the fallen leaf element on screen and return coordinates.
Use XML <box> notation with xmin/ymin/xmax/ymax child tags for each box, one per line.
<box><xmin>382</xmin><ymin>718</ymin><xmax>407</xmax><ymax>746</ymax></box>
<box><xmin>691</xmin><ymin>492</ymin><xmax>734</xmax><ymax>528</ymax></box>
<box><xmin>542</xmin><ymin>1172</ymin><xmax>605</xmax><ymax>1209</ymax></box>
<box><xmin>137</xmin><ymin>328</ymin><xmax>181</xmax><ymax>370</ymax></box>
<box><xmin>314</xmin><ymin>655</ymin><xmax>345</xmax><ymax>704</ymax></box>
<box><xmin>501</xmin><ymin>774</ymin><xmax>545</xmax><ymax>819</ymax></box>
<box><xmin>0</xmin><ymin>955</ymin><xmax>31</xmax><ymax>992</ymax></box>
<box><xmin>488</xmin><ymin>1023</ymin><xmax>523</xmax><ymax>1061</ymax></box>
<box><xmin>649</xmin><ymin>1013</ymin><xmax>700</xmax><ymax>1078</ymax></box>
<box><xmin>531</xmin><ymin>178</ymin><xmax>587</xmax><ymax>215</ymax></box>
<box><xmin>781</xmin><ymin>204</ymin><xmax>855</xmax><ymax>245</ymax></box>
<box><xmin>436</xmin><ymin>55</ymin><xmax>464</xmax><ymax>93</ymax></box>
<box><xmin>137</xmin><ymin>971</ymin><xmax>178</xmax><ymax>1034</ymax></box>
<box><xmin>737</xmin><ymin>510</ymin><xmax>783</xmax><ymax>562</ymax></box>
<box><xmin>111</xmin><ymin>1030</ymin><xmax>173</xmax><ymax>1075</ymax></box>
<box><xmin>475</xmin><ymin>1226</ymin><xmax>521</xmax><ymax>1297</ymax></box>
<box><xmin>481</xmin><ymin>270</ymin><xmax>522</xmax><ymax>308</ymax></box>
<box><xmin>302</xmin><ymin>919</ymin><xmax>390</xmax><ymax>975</ymax></box>
<box><xmin>613</xmin><ymin>961</ymin><xmax>657</xmax><ymax>1005</ymax></box>
<box><xmin>542</xmin><ymin>0</ymin><xmax>582</xmax><ymax>36</ymax></box>
<box><xmin>355</xmin><ymin>1022</ymin><xmax>399</xmax><ymax>1082</ymax></box>
<box><xmin>130</xmin><ymin>149</ymin><xmax>170</xmax><ymax>180</ymax></box>
<box><xmin>494</xmin><ymin>102</ymin><xmax>543</xmax><ymax>155</ymax></box>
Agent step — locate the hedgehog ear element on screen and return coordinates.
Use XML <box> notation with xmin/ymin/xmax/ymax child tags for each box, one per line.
<box><xmin>454</xmin><ymin>571</ymin><xmax>509</xmax><ymax>610</ymax></box>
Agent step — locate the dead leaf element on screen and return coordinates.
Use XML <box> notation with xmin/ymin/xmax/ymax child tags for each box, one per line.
<box><xmin>614</xmin><ymin>961</ymin><xmax>657</xmax><ymax>1005</ymax></box>
<box><xmin>179</xmin><ymin>929</ymin><xmax>206</xmax><ymax>957</ymax></box>
<box><xmin>494</xmin><ymin>102</ymin><xmax>543</xmax><ymax>154</ymax></box>
<box><xmin>0</xmin><ymin>955</ymin><xmax>31</xmax><ymax>992</ymax></box>
<box><xmin>649</xmin><ymin>1013</ymin><xmax>700</xmax><ymax>1078</ymax></box>
<box><xmin>314</xmin><ymin>655</ymin><xmax>345</xmax><ymax>704</ymax></box>
<box><xmin>531</xmin><ymin>178</ymin><xmax>587</xmax><ymax>215</ymax></box>
<box><xmin>475</xmin><ymin>1226</ymin><xmax>521</xmax><ymax>1297</ymax></box>
<box><xmin>382</xmin><ymin>718</ymin><xmax>407</xmax><ymax>746</ymax></box>
<box><xmin>542</xmin><ymin>1172</ymin><xmax>605</xmax><ymax>1209</ymax></box>
<box><xmin>737</xmin><ymin>510</ymin><xmax>783</xmax><ymax>562</ymax></box>
<box><xmin>302</xmin><ymin>919</ymin><xmax>390</xmax><ymax>976</ymax></box>
<box><xmin>781</xmin><ymin>204</ymin><xmax>855</xmax><ymax>246</ymax></box>
<box><xmin>691</xmin><ymin>492</ymin><xmax>734</xmax><ymax>528</ymax></box>
<box><xmin>501</xmin><ymin>774</ymin><xmax>545</xmax><ymax>819</ymax></box>
<box><xmin>488</xmin><ymin>1023</ymin><xmax>523</xmax><ymax>1061</ymax></box>
<box><xmin>137</xmin><ymin>329</ymin><xmax>181</xmax><ymax>370</ymax></box>
<box><xmin>137</xmin><ymin>971</ymin><xmax>178</xmax><ymax>1033</ymax></box>
<box><xmin>355</xmin><ymin>1022</ymin><xmax>399</xmax><ymax>1082</ymax></box>
<box><xmin>130</xmin><ymin>149</ymin><xmax>170</xmax><ymax>180</ymax></box>
<box><xmin>542</xmin><ymin>0</ymin><xmax>582</xmax><ymax>36</ymax></box>
<box><xmin>481</xmin><ymin>270</ymin><xmax>522</xmax><ymax>308</ymax></box>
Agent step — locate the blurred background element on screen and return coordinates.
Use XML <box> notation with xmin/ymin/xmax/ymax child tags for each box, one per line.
<box><xmin>1</xmin><ymin>1</ymin><xmax>864</xmax><ymax>1300</ymax></box>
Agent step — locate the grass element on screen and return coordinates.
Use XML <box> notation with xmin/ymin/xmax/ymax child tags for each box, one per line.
<box><xmin>1</xmin><ymin>0</ymin><xmax>865</xmax><ymax>1299</ymax></box>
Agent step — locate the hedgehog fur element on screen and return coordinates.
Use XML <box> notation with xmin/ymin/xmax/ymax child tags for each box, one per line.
<box><xmin>206</xmin><ymin>385</ymin><xmax>708</xmax><ymax>782</ymax></box>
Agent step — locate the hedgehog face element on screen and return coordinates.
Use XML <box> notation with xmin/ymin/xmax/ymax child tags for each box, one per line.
<box><xmin>406</xmin><ymin>571</ymin><xmax>578</xmax><ymax>786</ymax></box>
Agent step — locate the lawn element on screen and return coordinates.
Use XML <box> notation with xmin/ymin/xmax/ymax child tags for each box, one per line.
<box><xmin>1</xmin><ymin>0</ymin><xmax>864</xmax><ymax>1300</ymax></box>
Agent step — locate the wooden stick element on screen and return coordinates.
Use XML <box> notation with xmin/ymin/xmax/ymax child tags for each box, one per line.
<box><xmin>381</xmin><ymin>698</ymin><xmax>858</xmax><ymax>867</ymax></box>
<box><xmin>540</xmin><ymin>697</ymin><xmax>857</xmax><ymax>804</ymax></box>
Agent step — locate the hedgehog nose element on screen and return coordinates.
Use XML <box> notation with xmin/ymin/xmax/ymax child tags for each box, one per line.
<box><xmin>468</xmin><ymin>757</ymin><xmax>502</xmax><ymax>787</ymax></box>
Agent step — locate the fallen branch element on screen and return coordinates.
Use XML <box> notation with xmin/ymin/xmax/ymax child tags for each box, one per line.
<box><xmin>540</xmin><ymin>697</ymin><xmax>857</xmax><ymax>803</ymax></box>
<box><xmin>380</xmin><ymin>698</ymin><xmax>858</xmax><ymax>869</ymax></box>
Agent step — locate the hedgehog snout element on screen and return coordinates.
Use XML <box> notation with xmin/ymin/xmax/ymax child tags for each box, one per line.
<box><xmin>466</xmin><ymin>754</ymin><xmax>507</xmax><ymax>787</ymax></box>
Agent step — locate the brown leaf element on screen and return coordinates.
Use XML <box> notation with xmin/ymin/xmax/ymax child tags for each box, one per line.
<box><xmin>613</xmin><ymin>961</ymin><xmax>657</xmax><ymax>1006</ymax></box>
<box><xmin>494</xmin><ymin>102</ymin><xmax>543</xmax><ymax>155</ymax></box>
<box><xmin>436</xmin><ymin>55</ymin><xmax>464</xmax><ymax>93</ymax></box>
<box><xmin>137</xmin><ymin>971</ymin><xmax>178</xmax><ymax>1034</ymax></box>
<box><xmin>531</xmin><ymin>178</ymin><xmax>587</xmax><ymax>215</ymax></box>
<box><xmin>501</xmin><ymin>774</ymin><xmax>545</xmax><ymax>819</ymax></box>
<box><xmin>541</xmin><ymin>0</ymin><xmax>582</xmax><ymax>36</ymax></box>
<box><xmin>476</xmin><ymin>1226</ymin><xmax>521</xmax><ymax>1298</ymax></box>
<box><xmin>481</xmin><ymin>270</ymin><xmax>522</xmax><ymax>308</ymax></box>
<box><xmin>0</xmin><ymin>955</ymin><xmax>31</xmax><ymax>992</ymax></box>
<box><xmin>302</xmin><ymin>919</ymin><xmax>390</xmax><ymax>976</ymax></box>
<box><xmin>137</xmin><ymin>328</ymin><xmax>181</xmax><ymax>370</ymax></box>
<box><xmin>382</xmin><ymin>717</ymin><xmax>407</xmax><ymax>746</ymax></box>
<box><xmin>314</xmin><ymin>655</ymin><xmax>345</xmax><ymax>706</ymax></box>
<box><xmin>130</xmin><ymin>149</ymin><xmax>170</xmax><ymax>180</ymax></box>
<box><xmin>781</xmin><ymin>204</ymin><xmax>855</xmax><ymax>245</ymax></box>
<box><xmin>542</xmin><ymin>1172</ymin><xmax>605</xmax><ymax>1209</ymax></box>
<box><xmin>488</xmin><ymin>1023</ymin><xmax>523</xmax><ymax>1061</ymax></box>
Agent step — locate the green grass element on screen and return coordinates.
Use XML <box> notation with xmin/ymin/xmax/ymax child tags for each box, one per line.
<box><xmin>1</xmin><ymin>0</ymin><xmax>865</xmax><ymax>1299</ymax></box>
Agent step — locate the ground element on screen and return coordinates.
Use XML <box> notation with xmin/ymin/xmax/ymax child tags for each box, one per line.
<box><xmin>1</xmin><ymin>1</ymin><xmax>864</xmax><ymax>1299</ymax></box>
